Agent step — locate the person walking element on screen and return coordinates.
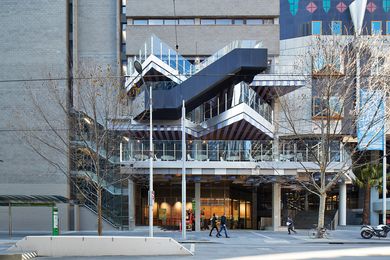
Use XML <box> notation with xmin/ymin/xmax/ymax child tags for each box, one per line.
<box><xmin>217</xmin><ymin>213</ymin><xmax>230</xmax><ymax>238</ymax></box>
<box><xmin>287</xmin><ymin>216</ymin><xmax>297</xmax><ymax>235</ymax></box>
<box><xmin>209</xmin><ymin>213</ymin><xmax>220</xmax><ymax>237</ymax></box>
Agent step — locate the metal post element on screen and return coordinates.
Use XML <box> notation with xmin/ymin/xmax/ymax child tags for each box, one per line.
<box><xmin>181</xmin><ymin>100</ymin><xmax>187</xmax><ymax>239</ymax></box>
<box><xmin>8</xmin><ymin>203</ymin><xmax>12</xmax><ymax>237</ymax></box>
<box><xmin>149</xmin><ymin>84</ymin><xmax>154</xmax><ymax>237</ymax></box>
<box><xmin>383</xmin><ymin>97</ymin><xmax>387</xmax><ymax>225</ymax></box>
<box><xmin>133</xmin><ymin>60</ymin><xmax>154</xmax><ymax>236</ymax></box>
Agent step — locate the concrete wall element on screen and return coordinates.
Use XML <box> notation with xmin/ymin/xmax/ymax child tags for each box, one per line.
<box><xmin>126</xmin><ymin>0</ymin><xmax>279</xmax><ymax>56</ymax></box>
<box><xmin>0</xmin><ymin>204</ymin><xmax>68</xmax><ymax>232</ymax></box>
<box><xmin>127</xmin><ymin>0</ymin><xmax>279</xmax><ymax>17</ymax></box>
<box><xmin>74</xmin><ymin>0</ymin><xmax>119</xmax><ymax>67</ymax></box>
<box><xmin>0</xmin><ymin>0</ymin><xmax>69</xmax><ymax>231</ymax></box>
<box><xmin>277</xmin><ymin>37</ymin><xmax>313</xmax><ymax>136</ymax></box>
<box><xmin>126</xmin><ymin>25</ymin><xmax>279</xmax><ymax>56</ymax></box>
<box><xmin>78</xmin><ymin>206</ymin><xmax>117</xmax><ymax>231</ymax></box>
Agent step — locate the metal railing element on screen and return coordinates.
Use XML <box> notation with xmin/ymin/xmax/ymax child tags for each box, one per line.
<box><xmin>120</xmin><ymin>140</ymin><xmax>342</xmax><ymax>163</ymax></box>
<box><xmin>187</xmin><ymin>82</ymin><xmax>273</xmax><ymax>124</ymax></box>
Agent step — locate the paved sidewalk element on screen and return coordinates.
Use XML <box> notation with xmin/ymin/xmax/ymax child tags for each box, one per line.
<box><xmin>2</xmin><ymin>228</ymin><xmax>390</xmax><ymax>260</ymax></box>
<box><xmin>1</xmin><ymin>227</ymin><xmax>390</xmax><ymax>253</ymax></box>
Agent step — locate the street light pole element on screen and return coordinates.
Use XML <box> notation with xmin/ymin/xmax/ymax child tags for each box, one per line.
<box><xmin>383</xmin><ymin>98</ymin><xmax>387</xmax><ymax>225</ymax></box>
<box><xmin>134</xmin><ymin>60</ymin><xmax>154</xmax><ymax>237</ymax></box>
<box><xmin>181</xmin><ymin>100</ymin><xmax>186</xmax><ymax>240</ymax></box>
<box><xmin>149</xmin><ymin>83</ymin><xmax>154</xmax><ymax>237</ymax></box>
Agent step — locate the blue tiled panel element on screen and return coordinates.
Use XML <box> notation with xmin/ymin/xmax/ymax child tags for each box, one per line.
<box><xmin>281</xmin><ymin>0</ymin><xmax>390</xmax><ymax>39</ymax></box>
<box><xmin>371</xmin><ymin>21</ymin><xmax>382</xmax><ymax>34</ymax></box>
<box><xmin>312</xmin><ymin>21</ymin><xmax>322</xmax><ymax>34</ymax></box>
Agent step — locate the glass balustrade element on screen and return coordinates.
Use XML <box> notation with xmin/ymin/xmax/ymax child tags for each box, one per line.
<box><xmin>194</xmin><ymin>40</ymin><xmax>262</xmax><ymax>73</ymax></box>
<box><xmin>127</xmin><ymin>35</ymin><xmax>262</xmax><ymax>78</ymax></box>
<box><xmin>120</xmin><ymin>140</ymin><xmax>341</xmax><ymax>163</ymax></box>
<box><xmin>187</xmin><ymin>82</ymin><xmax>273</xmax><ymax>124</ymax></box>
<box><xmin>127</xmin><ymin>34</ymin><xmax>194</xmax><ymax>76</ymax></box>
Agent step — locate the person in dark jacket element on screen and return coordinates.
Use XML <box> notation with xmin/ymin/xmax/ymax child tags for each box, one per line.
<box><xmin>209</xmin><ymin>213</ymin><xmax>220</xmax><ymax>237</ymax></box>
<box><xmin>287</xmin><ymin>216</ymin><xmax>297</xmax><ymax>234</ymax></box>
<box><xmin>217</xmin><ymin>213</ymin><xmax>230</xmax><ymax>238</ymax></box>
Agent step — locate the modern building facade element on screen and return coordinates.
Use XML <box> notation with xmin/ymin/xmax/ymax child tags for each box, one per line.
<box><xmin>279</xmin><ymin>0</ymin><xmax>390</xmax><ymax>226</ymax></box>
<box><xmin>120</xmin><ymin>0</ymin><xmax>346</xmax><ymax>232</ymax></box>
<box><xmin>1</xmin><ymin>0</ymin><xmax>389</xmax><ymax>233</ymax></box>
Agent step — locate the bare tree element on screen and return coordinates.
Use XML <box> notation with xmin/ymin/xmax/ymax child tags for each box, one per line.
<box><xmin>13</xmin><ymin>62</ymin><xmax>131</xmax><ymax>235</ymax></box>
<box><xmin>276</xmin><ymin>35</ymin><xmax>390</xmax><ymax>237</ymax></box>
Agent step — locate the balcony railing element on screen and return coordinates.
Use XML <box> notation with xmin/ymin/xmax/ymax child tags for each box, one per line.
<box><xmin>187</xmin><ymin>82</ymin><xmax>273</xmax><ymax>124</ymax></box>
<box><xmin>127</xmin><ymin>34</ymin><xmax>194</xmax><ymax>76</ymax></box>
<box><xmin>120</xmin><ymin>140</ymin><xmax>341</xmax><ymax>163</ymax></box>
<box><xmin>193</xmin><ymin>40</ymin><xmax>261</xmax><ymax>73</ymax></box>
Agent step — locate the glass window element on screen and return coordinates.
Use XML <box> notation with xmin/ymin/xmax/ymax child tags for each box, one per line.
<box><xmin>215</xmin><ymin>19</ymin><xmax>232</xmax><ymax>25</ymax></box>
<box><xmin>133</xmin><ymin>19</ymin><xmax>148</xmax><ymax>25</ymax></box>
<box><xmin>233</xmin><ymin>19</ymin><xmax>244</xmax><ymax>25</ymax></box>
<box><xmin>164</xmin><ymin>19</ymin><xmax>177</xmax><ymax>25</ymax></box>
<box><xmin>331</xmin><ymin>21</ymin><xmax>342</xmax><ymax>35</ymax></box>
<box><xmin>312</xmin><ymin>96</ymin><xmax>342</xmax><ymax>117</ymax></box>
<box><xmin>246</xmin><ymin>19</ymin><xmax>263</xmax><ymax>25</ymax></box>
<box><xmin>387</xmin><ymin>21</ymin><xmax>390</xmax><ymax>35</ymax></box>
<box><xmin>200</xmin><ymin>19</ymin><xmax>215</xmax><ymax>25</ymax></box>
<box><xmin>371</xmin><ymin>21</ymin><xmax>382</xmax><ymax>35</ymax></box>
<box><xmin>149</xmin><ymin>19</ymin><xmax>164</xmax><ymax>25</ymax></box>
<box><xmin>313</xmin><ymin>54</ymin><xmax>325</xmax><ymax>71</ymax></box>
<box><xmin>178</xmin><ymin>19</ymin><xmax>195</xmax><ymax>25</ymax></box>
<box><xmin>263</xmin><ymin>19</ymin><xmax>274</xmax><ymax>24</ymax></box>
<box><xmin>312</xmin><ymin>21</ymin><xmax>322</xmax><ymax>35</ymax></box>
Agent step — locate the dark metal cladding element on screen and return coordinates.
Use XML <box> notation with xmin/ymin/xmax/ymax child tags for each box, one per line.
<box><xmin>147</xmin><ymin>48</ymin><xmax>268</xmax><ymax>120</ymax></box>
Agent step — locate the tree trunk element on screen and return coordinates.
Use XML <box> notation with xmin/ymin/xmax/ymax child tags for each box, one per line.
<box><xmin>362</xmin><ymin>183</ymin><xmax>371</xmax><ymax>225</ymax></box>
<box><xmin>97</xmin><ymin>188</ymin><xmax>102</xmax><ymax>236</ymax></box>
<box><xmin>318</xmin><ymin>193</ymin><xmax>327</xmax><ymax>237</ymax></box>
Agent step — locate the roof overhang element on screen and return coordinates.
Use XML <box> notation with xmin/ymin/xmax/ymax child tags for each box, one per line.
<box><xmin>0</xmin><ymin>195</ymin><xmax>68</xmax><ymax>206</ymax></box>
<box><xmin>250</xmin><ymin>74</ymin><xmax>305</xmax><ymax>99</ymax></box>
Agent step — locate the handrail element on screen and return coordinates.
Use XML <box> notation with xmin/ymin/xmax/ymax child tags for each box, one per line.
<box><xmin>74</xmin><ymin>170</ymin><xmax>124</xmax><ymax>196</ymax></box>
<box><xmin>72</xmin><ymin>140</ymin><xmax>120</xmax><ymax>164</ymax></box>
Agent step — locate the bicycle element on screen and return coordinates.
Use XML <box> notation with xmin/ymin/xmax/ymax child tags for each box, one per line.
<box><xmin>308</xmin><ymin>224</ymin><xmax>331</xmax><ymax>239</ymax></box>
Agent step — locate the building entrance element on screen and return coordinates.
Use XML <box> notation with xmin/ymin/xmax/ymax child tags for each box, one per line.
<box><xmin>136</xmin><ymin>177</ymin><xmax>254</xmax><ymax>229</ymax></box>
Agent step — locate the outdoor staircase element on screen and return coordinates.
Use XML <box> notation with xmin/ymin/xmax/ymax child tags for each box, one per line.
<box><xmin>77</xmin><ymin>178</ymin><xmax>124</xmax><ymax>229</ymax></box>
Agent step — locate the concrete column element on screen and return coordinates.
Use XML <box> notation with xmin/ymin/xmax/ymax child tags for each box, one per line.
<box><xmin>339</xmin><ymin>181</ymin><xmax>347</xmax><ymax>226</ymax></box>
<box><xmin>195</xmin><ymin>182</ymin><xmax>201</xmax><ymax>232</ymax></box>
<box><xmin>272</xmin><ymin>182</ymin><xmax>281</xmax><ymax>231</ymax></box>
<box><xmin>304</xmin><ymin>192</ymin><xmax>309</xmax><ymax>211</ymax></box>
<box><xmin>370</xmin><ymin>187</ymin><xmax>380</xmax><ymax>225</ymax></box>
<box><xmin>252</xmin><ymin>187</ymin><xmax>258</xmax><ymax>229</ymax></box>
<box><xmin>128</xmin><ymin>179</ymin><xmax>136</xmax><ymax>230</ymax></box>
<box><xmin>74</xmin><ymin>204</ymin><xmax>80</xmax><ymax>231</ymax></box>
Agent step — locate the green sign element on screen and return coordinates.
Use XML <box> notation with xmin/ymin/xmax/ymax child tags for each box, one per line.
<box><xmin>52</xmin><ymin>207</ymin><xmax>59</xmax><ymax>236</ymax></box>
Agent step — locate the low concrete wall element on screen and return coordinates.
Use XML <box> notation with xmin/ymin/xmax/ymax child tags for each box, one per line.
<box><xmin>9</xmin><ymin>236</ymin><xmax>192</xmax><ymax>257</ymax></box>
